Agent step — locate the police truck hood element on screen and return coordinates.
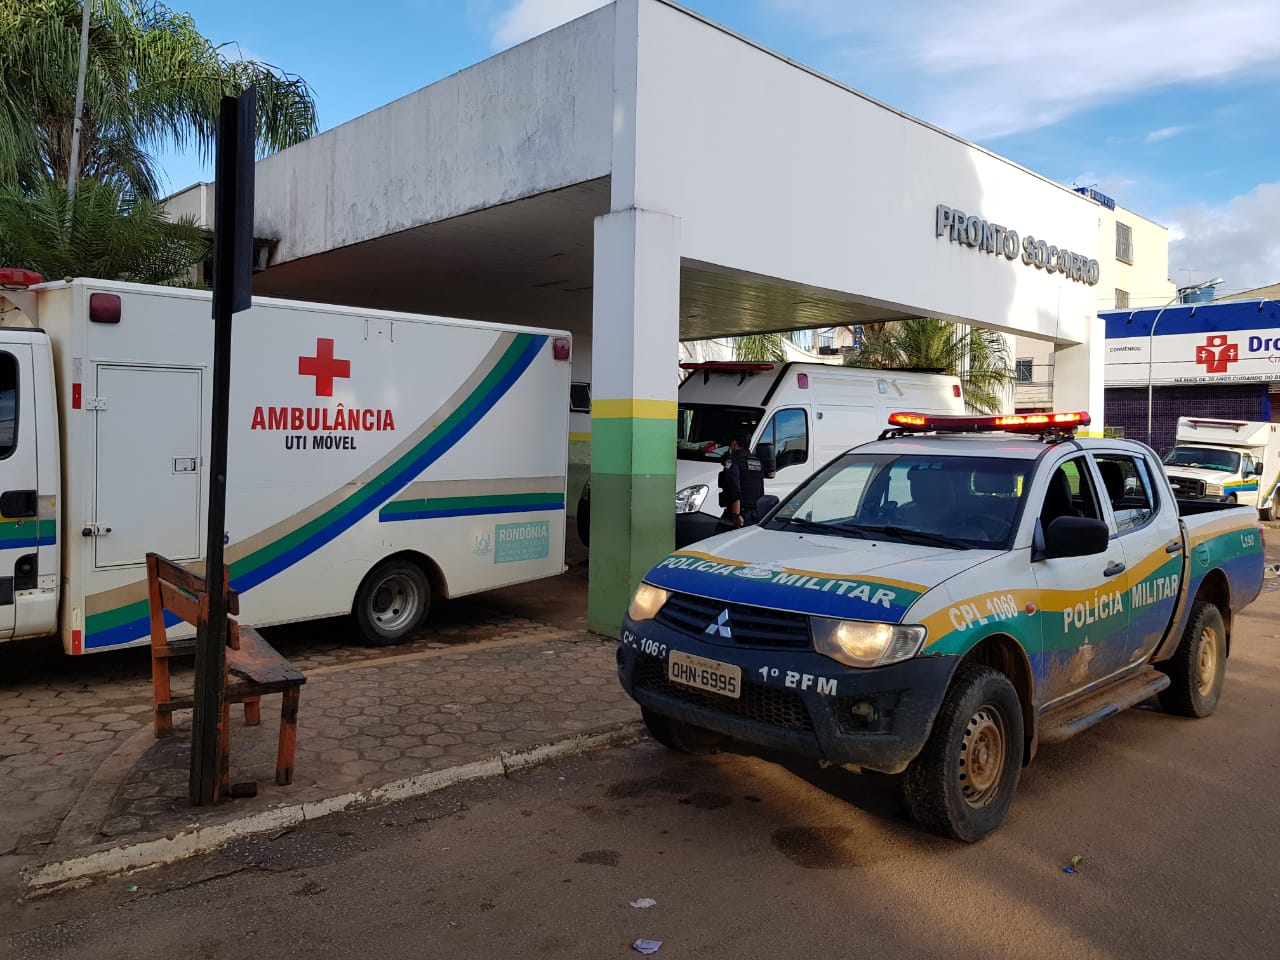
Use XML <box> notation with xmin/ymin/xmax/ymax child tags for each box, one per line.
<box><xmin>642</xmin><ymin>527</ymin><xmax>999</xmax><ymax>625</ymax></box>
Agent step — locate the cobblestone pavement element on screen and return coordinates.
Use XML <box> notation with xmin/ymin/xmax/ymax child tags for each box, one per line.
<box><xmin>0</xmin><ymin>586</ymin><xmax>587</xmax><ymax>860</ymax></box>
<box><xmin>98</xmin><ymin>635</ymin><xmax>636</xmax><ymax>845</ymax></box>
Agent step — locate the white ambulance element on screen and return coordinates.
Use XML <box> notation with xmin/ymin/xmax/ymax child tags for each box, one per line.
<box><xmin>668</xmin><ymin>362</ymin><xmax>967</xmax><ymax>545</ymax></box>
<box><xmin>1163</xmin><ymin>417</ymin><xmax>1280</xmax><ymax>518</ymax></box>
<box><xmin>0</xmin><ymin>273</ymin><xmax>571</xmax><ymax>654</ymax></box>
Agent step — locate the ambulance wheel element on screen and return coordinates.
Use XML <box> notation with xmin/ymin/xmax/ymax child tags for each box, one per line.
<box><xmin>1157</xmin><ymin>600</ymin><xmax>1226</xmax><ymax>718</ymax></box>
<box><xmin>641</xmin><ymin>708</ymin><xmax>722</xmax><ymax>755</ymax></box>
<box><xmin>1263</xmin><ymin>490</ymin><xmax>1279</xmax><ymax>521</ymax></box>
<box><xmin>353</xmin><ymin>560</ymin><xmax>431</xmax><ymax>646</ymax></box>
<box><xmin>901</xmin><ymin>664</ymin><xmax>1023</xmax><ymax>843</ymax></box>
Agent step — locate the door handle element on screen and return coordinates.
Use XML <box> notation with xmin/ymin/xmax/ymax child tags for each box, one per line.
<box><xmin>1103</xmin><ymin>560</ymin><xmax>1126</xmax><ymax>577</ymax></box>
<box><xmin>1165</xmin><ymin>539</ymin><xmax>1183</xmax><ymax>554</ymax></box>
<box><xmin>0</xmin><ymin>490</ymin><xmax>37</xmax><ymax>518</ymax></box>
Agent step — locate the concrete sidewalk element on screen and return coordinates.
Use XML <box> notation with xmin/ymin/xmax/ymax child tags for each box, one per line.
<box><xmin>18</xmin><ymin>627</ymin><xmax>638</xmax><ymax>894</ymax></box>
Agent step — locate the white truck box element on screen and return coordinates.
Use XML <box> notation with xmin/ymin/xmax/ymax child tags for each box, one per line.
<box><xmin>0</xmin><ymin>278</ymin><xmax>571</xmax><ymax>653</ymax></box>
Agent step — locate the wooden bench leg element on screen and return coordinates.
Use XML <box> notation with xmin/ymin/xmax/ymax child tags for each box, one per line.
<box><xmin>243</xmin><ymin>697</ymin><xmax>261</xmax><ymax>726</ymax></box>
<box><xmin>151</xmin><ymin>653</ymin><xmax>173</xmax><ymax>738</ymax></box>
<box><xmin>276</xmin><ymin>687</ymin><xmax>301</xmax><ymax>786</ymax></box>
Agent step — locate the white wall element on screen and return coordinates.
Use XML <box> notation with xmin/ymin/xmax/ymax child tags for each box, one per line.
<box><xmin>253</xmin><ymin>6</ymin><xmax>616</xmax><ymax>264</ymax></box>
<box><xmin>625</xmin><ymin>0</ymin><xmax>1100</xmax><ymax>346</ymax></box>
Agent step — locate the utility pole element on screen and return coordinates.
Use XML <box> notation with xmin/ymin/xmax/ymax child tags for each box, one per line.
<box><xmin>190</xmin><ymin>87</ymin><xmax>257</xmax><ymax>806</ymax></box>
<box><xmin>67</xmin><ymin>0</ymin><xmax>94</xmax><ymax>203</ymax></box>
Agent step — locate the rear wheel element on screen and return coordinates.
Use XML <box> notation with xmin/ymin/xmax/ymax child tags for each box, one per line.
<box><xmin>642</xmin><ymin>707</ymin><xmax>723</xmax><ymax>755</ymax></box>
<box><xmin>353</xmin><ymin>559</ymin><xmax>431</xmax><ymax>646</ymax></box>
<box><xmin>1262</xmin><ymin>489</ymin><xmax>1279</xmax><ymax>521</ymax></box>
<box><xmin>1158</xmin><ymin>600</ymin><xmax>1226</xmax><ymax>718</ymax></box>
<box><xmin>901</xmin><ymin>664</ymin><xmax>1024</xmax><ymax>843</ymax></box>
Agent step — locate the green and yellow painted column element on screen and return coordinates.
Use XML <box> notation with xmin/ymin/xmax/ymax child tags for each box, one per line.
<box><xmin>587</xmin><ymin>207</ymin><xmax>681</xmax><ymax>634</ymax></box>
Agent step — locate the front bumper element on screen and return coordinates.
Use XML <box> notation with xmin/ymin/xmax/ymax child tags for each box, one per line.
<box><xmin>618</xmin><ymin>614</ymin><xmax>959</xmax><ymax>774</ymax></box>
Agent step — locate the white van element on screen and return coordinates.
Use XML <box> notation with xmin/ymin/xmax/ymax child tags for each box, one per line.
<box><xmin>668</xmin><ymin>362</ymin><xmax>966</xmax><ymax>545</ymax></box>
<box><xmin>576</xmin><ymin>362</ymin><xmax>966</xmax><ymax>547</ymax></box>
<box><xmin>1163</xmin><ymin>417</ymin><xmax>1280</xmax><ymax>518</ymax></box>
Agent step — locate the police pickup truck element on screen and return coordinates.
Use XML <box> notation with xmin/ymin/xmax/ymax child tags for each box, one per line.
<box><xmin>618</xmin><ymin>411</ymin><xmax>1265</xmax><ymax>841</ymax></box>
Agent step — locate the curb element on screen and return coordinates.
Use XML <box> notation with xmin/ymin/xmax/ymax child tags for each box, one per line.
<box><xmin>20</xmin><ymin>720</ymin><xmax>644</xmax><ymax>898</ymax></box>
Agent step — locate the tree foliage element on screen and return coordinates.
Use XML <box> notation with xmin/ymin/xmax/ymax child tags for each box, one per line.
<box><xmin>0</xmin><ymin>0</ymin><xmax>317</xmax><ymax>197</ymax></box>
<box><xmin>843</xmin><ymin>317</ymin><xmax>1014</xmax><ymax>414</ymax></box>
<box><xmin>0</xmin><ymin>176</ymin><xmax>210</xmax><ymax>284</ymax></box>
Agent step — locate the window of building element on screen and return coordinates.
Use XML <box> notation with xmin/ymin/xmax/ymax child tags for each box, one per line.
<box><xmin>1116</xmin><ymin>222</ymin><xmax>1133</xmax><ymax>264</ymax></box>
<box><xmin>1114</xmin><ymin>288</ymin><xmax>1130</xmax><ymax>309</ymax></box>
<box><xmin>1015</xmin><ymin>358</ymin><xmax>1033</xmax><ymax>383</ymax></box>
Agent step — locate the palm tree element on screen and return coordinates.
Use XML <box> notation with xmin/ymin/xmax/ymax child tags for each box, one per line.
<box><xmin>844</xmin><ymin>318</ymin><xmax>1014</xmax><ymax>414</ymax></box>
<box><xmin>0</xmin><ymin>176</ymin><xmax>210</xmax><ymax>284</ymax></box>
<box><xmin>0</xmin><ymin>0</ymin><xmax>317</xmax><ymax>197</ymax></box>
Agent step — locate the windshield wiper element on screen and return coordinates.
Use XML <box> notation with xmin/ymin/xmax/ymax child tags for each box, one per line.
<box><xmin>840</xmin><ymin>524</ymin><xmax>972</xmax><ymax>550</ymax></box>
<box><xmin>781</xmin><ymin>517</ymin><xmax>871</xmax><ymax>538</ymax></box>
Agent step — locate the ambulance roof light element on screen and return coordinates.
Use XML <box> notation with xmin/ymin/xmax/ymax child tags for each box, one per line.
<box><xmin>0</xmin><ymin>268</ymin><xmax>43</xmax><ymax>289</ymax></box>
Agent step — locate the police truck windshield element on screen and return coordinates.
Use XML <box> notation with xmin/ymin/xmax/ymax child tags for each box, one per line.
<box><xmin>1163</xmin><ymin>446</ymin><xmax>1241</xmax><ymax>472</ymax></box>
<box><xmin>676</xmin><ymin>404</ymin><xmax>764</xmax><ymax>462</ymax></box>
<box><xmin>767</xmin><ymin>453</ymin><xmax>1028</xmax><ymax>550</ymax></box>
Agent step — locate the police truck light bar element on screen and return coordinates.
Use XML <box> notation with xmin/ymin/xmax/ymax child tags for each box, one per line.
<box><xmin>888</xmin><ymin>411</ymin><xmax>1091</xmax><ymax>433</ymax></box>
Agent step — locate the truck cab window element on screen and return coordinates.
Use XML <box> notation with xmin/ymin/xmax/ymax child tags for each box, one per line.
<box><xmin>0</xmin><ymin>353</ymin><xmax>16</xmax><ymax>459</ymax></box>
<box><xmin>760</xmin><ymin>408</ymin><xmax>808</xmax><ymax>469</ymax></box>
<box><xmin>1095</xmin><ymin>454</ymin><xmax>1155</xmax><ymax>532</ymax></box>
<box><xmin>1041</xmin><ymin>457</ymin><xmax>1100</xmax><ymax>527</ymax></box>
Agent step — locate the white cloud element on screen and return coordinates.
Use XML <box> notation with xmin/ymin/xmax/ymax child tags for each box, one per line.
<box><xmin>764</xmin><ymin>0</ymin><xmax>1280</xmax><ymax>140</ymax></box>
<box><xmin>1168</xmin><ymin>183</ymin><xmax>1280</xmax><ymax>293</ymax></box>
<box><xmin>489</xmin><ymin>0</ymin><xmax>607</xmax><ymax>50</ymax></box>
<box><xmin>1145</xmin><ymin>126</ymin><xmax>1188</xmax><ymax>143</ymax></box>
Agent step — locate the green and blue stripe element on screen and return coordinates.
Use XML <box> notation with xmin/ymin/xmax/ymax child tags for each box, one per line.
<box><xmin>379</xmin><ymin>491</ymin><xmax>564</xmax><ymax>522</ymax></box>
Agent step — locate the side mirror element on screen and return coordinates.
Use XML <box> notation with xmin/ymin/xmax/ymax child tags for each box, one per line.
<box><xmin>1254</xmin><ymin>462</ymin><xmax>1265</xmax><ymax>476</ymax></box>
<box><xmin>755</xmin><ymin>495</ymin><xmax>780</xmax><ymax>518</ymax></box>
<box><xmin>1042</xmin><ymin>516</ymin><xmax>1109</xmax><ymax>559</ymax></box>
<box><xmin>754</xmin><ymin>442</ymin><xmax>776</xmax><ymax>476</ymax></box>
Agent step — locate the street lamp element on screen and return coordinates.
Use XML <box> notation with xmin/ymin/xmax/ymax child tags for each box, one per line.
<box><xmin>1146</xmin><ymin>276</ymin><xmax>1224</xmax><ymax>445</ymax></box>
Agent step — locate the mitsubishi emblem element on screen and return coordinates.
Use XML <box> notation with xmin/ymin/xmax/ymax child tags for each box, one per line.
<box><xmin>705</xmin><ymin>609</ymin><xmax>733</xmax><ymax>639</ymax></box>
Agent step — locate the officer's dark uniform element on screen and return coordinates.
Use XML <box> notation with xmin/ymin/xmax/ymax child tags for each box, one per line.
<box><xmin>718</xmin><ymin>445</ymin><xmax>766</xmax><ymax>529</ymax></box>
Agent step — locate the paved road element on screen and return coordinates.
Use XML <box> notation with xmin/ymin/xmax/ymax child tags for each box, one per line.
<box><xmin>8</xmin><ymin>585</ymin><xmax>1280</xmax><ymax>960</ymax></box>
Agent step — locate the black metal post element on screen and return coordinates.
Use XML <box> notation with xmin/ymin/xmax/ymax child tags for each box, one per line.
<box><xmin>191</xmin><ymin>87</ymin><xmax>256</xmax><ymax>806</ymax></box>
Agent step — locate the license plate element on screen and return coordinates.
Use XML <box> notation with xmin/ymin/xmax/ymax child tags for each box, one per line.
<box><xmin>668</xmin><ymin>650</ymin><xmax>742</xmax><ymax>700</ymax></box>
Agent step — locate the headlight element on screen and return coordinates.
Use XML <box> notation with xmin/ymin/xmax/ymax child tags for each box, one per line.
<box><xmin>675</xmin><ymin>484</ymin><xmax>709</xmax><ymax>514</ymax></box>
<box><xmin>1205</xmin><ymin>483</ymin><xmax>1224</xmax><ymax>496</ymax></box>
<box><xmin>627</xmin><ymin>583</ymin><xmax>670</xmax><ymax>621</ymax></box>
<box><xmin>811</xmin><ymin>618</ymin><xmax>926</xmax><ymax>668</ymax></box>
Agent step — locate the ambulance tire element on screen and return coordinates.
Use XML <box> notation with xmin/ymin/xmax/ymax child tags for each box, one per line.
<box><xmin>1263</xmin><ymin>490</ymin><xmax>1279</xmax><ymax>521</ymax></box>
<box><xmin>353</xmin><ymin>560</ymin><xmax>431</xmax><ymax>646</ymax></box>
<box><xmin>1157</xmin><ymin>600</ymin><xmax>1226</xmax><ymax>718</ymax></box>
<box><xmin>641</xmin><ymin>707</ymin><xmax>723</xmax><ymax>755</ymax></box>
<box><xmin>901</xmin><ymin>664</ymin><xmax>1023</xmax><ymax>843</ymax></box>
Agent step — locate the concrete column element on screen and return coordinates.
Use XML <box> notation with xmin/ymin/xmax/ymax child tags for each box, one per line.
<box><xmin>1052</xmin><ymin>316</ymin><xmax>1106</xmax><ymax>436</ymax></box>
<box><xmin>588</xmin><ymin>207</ymin><xmax>681</xmax><ymax>634</ymax></box>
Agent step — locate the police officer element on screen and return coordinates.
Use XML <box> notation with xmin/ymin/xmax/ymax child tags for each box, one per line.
<box><xmin>718</xmin><ymin>432</ymin><xmax>766</xmax><ymax>529</ymax></box>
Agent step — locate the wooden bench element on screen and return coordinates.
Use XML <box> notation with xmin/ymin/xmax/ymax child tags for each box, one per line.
<box><xmin>146</xmin><ymin>553</ymin><xmax>307</xmax><ymax>795</ymax></box>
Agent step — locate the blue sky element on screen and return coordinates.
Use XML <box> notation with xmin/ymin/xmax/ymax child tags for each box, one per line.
<box><xmin>156</xmin><ymin>0</ymin><xmax>1280</xmax><ymax>292</ymax></box>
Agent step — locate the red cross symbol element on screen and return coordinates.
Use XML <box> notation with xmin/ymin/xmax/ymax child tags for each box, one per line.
<box><xmin>298</xmin><ymin>338</ymin><xmax>350</xmax><ymax>396</ymax></box>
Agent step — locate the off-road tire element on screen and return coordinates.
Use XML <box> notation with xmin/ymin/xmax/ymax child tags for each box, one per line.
<box><xmin>353</xmin><ymin>559</ymin><xmax>431</xmax><ymax>646</ymax></box>
<box><xmin>901</xmin><ymin>663</ymin><xmax>1024</xmax><ymax>843</ymax></box>
<box><xmin>1157</xmin><ymin>600</ymin><xmax>1226</xmax><ymax>718</ymax></box>
<box><xmin>641</xmin><ymin>707</ymin><xmax>723</xmax><ymax>755</ymax></box>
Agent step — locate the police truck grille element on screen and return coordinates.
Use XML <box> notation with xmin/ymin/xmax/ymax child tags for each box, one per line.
<box><xmin>634</xmin><ymin>658</ymin><xmax>815</xmax><ymax>732</ymax></box>
<box><xmin>655</xmin><ymin>592</ymin><xmax>811</xmax><ymax>648</ymax></box>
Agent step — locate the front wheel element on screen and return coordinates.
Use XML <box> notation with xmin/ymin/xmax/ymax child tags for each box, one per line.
<box><xmin>901</xmin><ymin>664</ymin><xmax>1024</xmax><ymax>843</ymax></box>
<box><xmin>1262</xmin><ymin>489</ymin><xmax>1279</xmax><ymax>521</ymax></box>
<box><xmin>353</xmin><ymin>559</ymin><xmax>431</xmax><ymax>646</ymax></box>
<box><xmin>1157</xmin><ymin>600</ymin><xmax>1226</xmax><ymax>717</ymax></box>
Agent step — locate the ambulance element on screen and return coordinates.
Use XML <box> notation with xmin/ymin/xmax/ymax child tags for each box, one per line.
<box><xmin>1162</xmin><ymin>417</ymin><xmax>1280</xmax><ymax>519</ymax></box>
<box><xmin>0</xmin><ymin>272</ymin><xmax>571</xmax><ymax>653</ymax></box>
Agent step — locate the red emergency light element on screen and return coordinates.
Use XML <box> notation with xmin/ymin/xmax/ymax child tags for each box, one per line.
<box><xmin>678</xmin><ymin>362</ymin><xmax>775</xmax><ymax>372</ymax></box>
<box><xmin>0</xmin><ymin>267</ymin><xmax>43</xmax><ymax>289</ymax></box>
<box><xmin>888</xmin><ymin>411</ymin><xmax>1091</xmax><ymax>434</ymax></box>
